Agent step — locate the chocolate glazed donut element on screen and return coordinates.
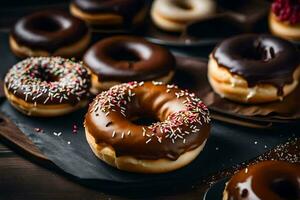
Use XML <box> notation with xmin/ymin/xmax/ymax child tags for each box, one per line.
<box><xmin>84</xmin><ymin>36</ymin><xmax>175</xmax><ymax>92</ymax></box>
<box><xmin>10</xmin><ymin>10</ymin><xmax>90</xmax><ymax>58</ymax></box>
<box><xmin>4</xmin><ymin>57</ymin><xmax>90</xmax><ymax>117</ymax></box>
<box><xmin>223</xmin><ymin>160</ymin><xmax>300</xmax><ymax>200</ymax></box>
<box><xmin>208</xmin><ymin>34</ymin><xmax>300</xmax><ymax>103</ymax></box>
<box><xmin>84</xmin><ymin>81</ymin><xmax>211</xmax><ymax>173</ymax></box>
<box><xmin>70</xmin><ymin>0</ymin><xmax>146</xmax><ymax>29</ymax></box>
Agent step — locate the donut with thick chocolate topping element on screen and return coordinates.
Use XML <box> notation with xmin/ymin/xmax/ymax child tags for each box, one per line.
<box><xmin>223</xmin><ymin>160</ymin><xmax>300</xmax><ymax>200</ymax></box>
<box><xmin>208</xmin><ymin>34</ymin><xmax>300</xmax><ymax>104</ymax></box>
<box><xmin>70</xmin><ymin>0</ymin><xmax>147</xmax><ymax>29</ymax></box>
<box><xmin>83</xmin><ymin>36</ymin><xmax>175</xmax><ymax>93</ymax></box>
<box><xmin>10</xmin><ymin>10</ymin><xmax>90</xmax><ymax>58</ymax></box>
<box><xmin>4</xmin><ymin>57</ymin><xmax>90</xmax><ymax>117</ymax></box>
<box><xmin>84</xmin><ymin>81</ymin><xmax>210</xmax><ymax>173</ymax></box>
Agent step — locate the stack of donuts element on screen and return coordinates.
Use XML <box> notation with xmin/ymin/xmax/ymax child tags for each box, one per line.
<box><xmin>3</xmin><ymin>0</ymin><xmax>299</xmax><ymax>186</ymax></box>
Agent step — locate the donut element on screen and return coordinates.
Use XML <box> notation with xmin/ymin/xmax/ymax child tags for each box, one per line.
<box><xmin>10</xmin><ymin>10</ymin><xmax>90</xmax><ymax>58</ymax></box>
<box><xmin>208</xmin><ymin>34</ymin><xmax>300</xmax><ymax>104</ymax></box>
<box><xmin>84</xmin><ymin>81</ymin><xmax>211</xmax><ymax>173</ymax></box>
<box><xmin>83</xmin><ymin>36</ymin><xmax>175</xmax><ymax>93</ymax></box>
<box><xmin>151</xmin><ymin>0</ymin><xmax>216</xmax><ymax>32</ymax></box>
<box><xmin>223</xmin><ymin>160</ymin><xmax>300</xmax><ymax>200</ymax></box>
<box><xmin>70</xmin><ymin>0</ymin><xmax>147</xmax><ymax>29</ymax></box>
<box><xmin>4</xmin><ymin>57</ymin><xmax>90</xmax><ymax>117</ymax></box>
<box><xmin>269</xmin><ymin>0</ymin><xmax>300</xmax><ymax>41</ymax></box>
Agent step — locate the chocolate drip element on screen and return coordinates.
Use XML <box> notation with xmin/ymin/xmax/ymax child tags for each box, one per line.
<box><xmin>11</xmin><ymin>10</ymin><xmax>89</xmax><ymax>53</ymax></box>
<box><xmin>213</xmin><ymin>34</ymin><xmax>299</xmax><ymax>96</ymax></box>
<box><xmin>84</xmin><ymin>36</ymin><xmax>175</xmax><ymax>82</ymax></box>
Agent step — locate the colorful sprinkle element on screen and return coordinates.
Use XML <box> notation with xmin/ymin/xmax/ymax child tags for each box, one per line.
<box><xmin>5</xmin><ymin>57</ymin><xmax>90</xmax><ymax>105</ymax></box>
<box><xmin>91</xmin><ymin>82</ymin><xmax>210</xmax><ymax>145</ymax></box>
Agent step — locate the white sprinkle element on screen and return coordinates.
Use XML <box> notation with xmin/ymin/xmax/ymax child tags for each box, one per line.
<box><xmin>112</xmin><ymin>131</ymin><xmax>116</xmax><ymax>138</ymax></box>
<box><xmin>157</xmin><ymin>137</ymin><xmax>162</xmax><ymax>143</ymax></box>
<box><xmin>142</xmin><ymin>127</ymin><xmax>146</xmax><ymax>137</ymax></box>
<box><xmin>67</xmin><ymin>141</ymin><xmax>71</xmax><ymax>145</ymax></box>
<box><xmin>146</xmin><ymin>138</ymin><xmax>152</xmax><ymax>144</ymax></box>
<box><xmin>43</xmin><ymin>96</ymin><xmax>50</xmax><ymax>104</ymax></box>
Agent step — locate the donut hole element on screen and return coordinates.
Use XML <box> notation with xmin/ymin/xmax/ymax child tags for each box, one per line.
<box><xmin>270</xmin><ymin>178</ymin><xmax>300</xmax><ymax>200</ymax></box>
<box><xmin>36</xmin><ymin>70</ymin><xmax>60</xmax><ymax>83</ymax></box>
<box><xmin>131</xmin><ymin>116</ymin><xmax>158</xmax><ymax>126</ymax></box>
<box><xmin>112</xmin><ymin>50</ymin><xmax>140</xmax><ymax>63</ymax></box>
<box><xmin>31</xmin><ymin>17</ymin><xmax>61</xmax><ymax>32</ymax></box>
<box><xmin>174</xmin><ymin>0</ymin><xmax>192</xmax><ymax>10</ymax></box>
<box><xmin>242</xmin><ymin>43</ymin><xmax>276</xmax><ymax>62</ymax></box>
<box><xmin>107</xmin><ymin>45</ymin><xmax>142</xmax><ymax>68</ymax></box>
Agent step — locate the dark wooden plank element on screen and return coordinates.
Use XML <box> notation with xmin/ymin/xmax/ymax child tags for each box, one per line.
<box><xmin>0</xmin><ymin>112</ymin><xmax>48</xmax><ymax>161</ymax></box>
<box><xmin>0</xmin><ymin>151</ymin><xmax>107</xmax><ymax>200</ymax></box>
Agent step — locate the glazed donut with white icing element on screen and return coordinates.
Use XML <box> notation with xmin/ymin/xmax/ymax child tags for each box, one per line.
<box><xmin>4</xmin><ymin>57</ymin><xmax>90</xmax><ymax>117</ymax></box>
<box><xmin>208</xmin><ymin>34</ymin><xmax>300</xmax><ymax>104</ymax></box>
<box><xmin>269</xmin><ymin>0</ymin><xmax>300</xmax><ymax>41</ymax></box>
<box><xmin>84</xmin><ymin>81</ymin><xmax>211</xmax><ymax>173</ymax></box>
<box><xmin>151</xmin><ymin>0</ymin><xmax>216</xmax><ymax>32</ymax></box>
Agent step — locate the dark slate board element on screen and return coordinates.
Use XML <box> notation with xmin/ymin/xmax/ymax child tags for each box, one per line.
<box><xmin>0</xmin><ymin>32</ymin><xmax>298</xmax><ymax>186</ymax></box>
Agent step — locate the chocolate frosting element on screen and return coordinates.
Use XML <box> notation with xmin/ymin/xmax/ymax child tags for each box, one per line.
<box><xmin>213</xmin><ymin>34</ymin><xmax>300</xmax><ymax>96</ymax></box>
<box><xmin>11</xmin><ymin>10</ymin><xmax>89</xmax><ymax>53</ymax></box>
<box><xmin>72</xmin><ymin>0</ymin><xmax>145</xmax><ymax>21</ymax></box>
<box><xmin>85</xmin><ymin>82</ymin><xmax>210</xmax><ymax>160</ymax></box>
<box><xmin>84</xmin><ymin>36</ymin><xmax>175</xmax><ymax>82</ymax></box>
<box><xmin>225</xmin><ymin>160</ymin><xmax>300</xmax><ymax>200</ymax></box>
<box><xmin>4</xmin><ymin>57</ymin><xmax>90</xmax><ymax>105</ymax></box>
